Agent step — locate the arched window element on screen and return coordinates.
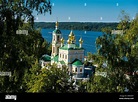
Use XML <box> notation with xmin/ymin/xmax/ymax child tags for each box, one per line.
<box><xmin>75</xmin><ymin>67</ymin><xmax>77</xmax><ymax>72</ymax></box>
<box><xmin>57</xmin><ymin>35</ymin><xmax>60</xmax><ymax>41</ymax></box>
<box><xmin>53</xmin><ymin>47</ymin><xmax>55</xmax><ymax>53</ymax></box>
<box><xmin>80</xmin><ymin>68</ymin><xmax>82</xmax><ymax>72</ymax></box>
<box><xmin>60</xmin><ymin>53</ymin><xmax>61</xmax><ymax>58</ymax></box>
<box><xmin>65</xmin><ymin>55</ymin><xmax>67</xmax><ymax>59</ymax></box>
<box><xmin>53</xmin><ymin>35</ymin><xmax>55</xmax><ymax>41</ymax></box>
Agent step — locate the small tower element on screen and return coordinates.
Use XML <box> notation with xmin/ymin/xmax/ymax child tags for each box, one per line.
<box><xmin>79</xmin><ymin>37</ymin><xmax>83</xmax><ymax>48</ymax></box>
<box><xmin>51</xmin><ymin>21</ymin><xmax>61</xmax><ymax>57</ymax></box>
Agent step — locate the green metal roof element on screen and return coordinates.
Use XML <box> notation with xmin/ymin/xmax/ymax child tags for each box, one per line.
<box><xmin>59</xmin><ymin>44</ymin><xmax>84</xmax><ymax>50</ymax></box>
<box><xmin>72</xmin><ymin>59</ymin><xmax>83</xmax><ymax>66</ymax></box>
<box><xmin>52</xmin><ymin>55</ymin><xmax>59</xmax><ymax>62</ymax></box>
<box><xmin>59</xmin><ymin>61</ymin><xmax>65</xmax><ymax>64</ymax></box>
<box><xmin>41</xmin><ymin>54</ymin><xmax>51</xmax><ymax>62</ymax></box>
<box><xmin>53</xmin><ymin>29</ymin><xmax>61</xmax><ymax>34</ymax></box>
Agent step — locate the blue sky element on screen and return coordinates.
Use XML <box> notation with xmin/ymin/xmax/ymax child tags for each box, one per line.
<box><xmin>34</xmin><ymin>0</ymin><xmax>138</xmax><ymax>22</ymax></box>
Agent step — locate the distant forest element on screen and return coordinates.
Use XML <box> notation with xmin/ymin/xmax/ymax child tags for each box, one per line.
<box><xmin>34</xmin><ymin>22</ymin><xmax>119</xmax><ymax>31</ymax></box>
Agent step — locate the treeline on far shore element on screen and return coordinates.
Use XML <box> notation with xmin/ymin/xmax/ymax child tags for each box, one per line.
<box><xmin>34</xmin><ymin>22</ymin><xmax>119</xmax><ymax>31</ymax></box>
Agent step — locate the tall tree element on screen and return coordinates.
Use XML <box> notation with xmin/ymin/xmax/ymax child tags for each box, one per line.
<box><xmin>0</xmin><ymin>0</ymin><xmax>52</xmax><ymax>92</ymax></box>
<box><xmin>94</xmin><ymin>12</ymin><xmax>138</xmax><ymax>92</ymax></box>
<box><xmin>83</xmin><ymin>12</ymin><xmax>138</xmax><ymax>93</ymax></box>
<box><xmin>25</xmin><ymin>63</ymin><xmax>76</xmax><ymax>93</ymax></box>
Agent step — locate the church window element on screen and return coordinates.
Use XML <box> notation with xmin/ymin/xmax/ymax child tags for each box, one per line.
<box><xmin>75</xmin><ymin>68</ymin><xmax>77</xmax><ymax>72</ymax></box>
<box><xmin>57</xmin><ymin>35</ymin><xmax>60</xmax><ymax>41</ymax></box>
<box><xmin>57</xmin><ymin>47</ymin><xmax>59</xmax><ymax>53</ymax></box>
<box><xmin>60</xmin><ymin>53</ymin><xmax>61</xmax><ymax>58</ymax></box>
<box><xmin>53</xmin><ymin>35</ymin><xmax>55</xmax><ymax>41</ymax></box>
<box><xmin>65</xmin><ymin>55</ymin><xmax>67</xmax><ymax>59</ymax></box>
<box><xmin>53</xmin><ymin>47</ymin><xmax>55</xmax><ymax>53</ymax></box>
<box><xmin>80</xmin><ymin>68</ymin><xmax>82</xmax><ymax>72</ymax></box>
<box><xmin>63</xmin><ymin>54</ymin><xmax>64</xmax><ymax>59</ymax></box>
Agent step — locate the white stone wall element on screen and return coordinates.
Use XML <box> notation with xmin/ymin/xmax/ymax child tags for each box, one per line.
<box><xmin>58</xmin><ymin>49</ymin><xmax>68</xmax><ymax>64</ymax></box>
<box><xmin>58</xmin><ymin>49</ymin><xmax>84</xmax><ymax>64</ymax></box>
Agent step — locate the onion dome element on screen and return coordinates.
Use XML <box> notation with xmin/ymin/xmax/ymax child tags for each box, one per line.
<box><xmin>68</xmin><ymin>30</ymin><xmax>75</xmax><ymax>43</ymax></box>
<box><xmin>60</xmin><ymin>37</ymin><xmax>64</xmax><ymax>43</ymax></box>
<box><xmin>69</xmin><ymin>30</ymin><xmax>74</xmax><ymax>37</ymax></box>
<box><xmin>53</xmin><ymin>21</ymin><xmax>61</xmax><ymax>34</ymax></box>
<box><xmin>79</xmin><ymin>37</ymin><xmax>83</xmax><ymax>44</ymax></box>
<box><xmin>67</xmin><ymin>39</ymin><xmax>71</xmax><ymax>44</ymax></box>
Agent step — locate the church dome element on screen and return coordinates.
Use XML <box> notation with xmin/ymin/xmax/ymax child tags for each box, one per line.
<box><xmin>79</xmin><ymin>37</ymin><xmax>83</xmax><ymax>44</ymax></box>
<box><xmin>53</xmin><ymin>29</ymin><xmax>61</xmax><ymax>34</ymax></box>
<box><xmin>69</xmin><ymin>30</ymin><xmax>74</xmax><ymax>37</ymax></box>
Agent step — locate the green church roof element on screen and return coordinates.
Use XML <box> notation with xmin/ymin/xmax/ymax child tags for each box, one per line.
<box><xmin>41</xmin><ymin>54</ymin><xmax>51</xmax><ymax>62</ymax></box>
<box><xmin>53</xmin><ymin>29</ymin><xmax>61</xmax><ymax>34</ymax></box>
<box><xmin>72</xmin><ymin>59</ymin><xmax>83</xmax><ymax>66</ymax></box>
<box><xmin>59</xmin><ymin>44</ymin><xmax>84</xmax><ymax>50</ymax></box>
<box><xmin>52</xmin><ymin>55</ymin><xmax>59</xmax><ymax>62</ymax></box>
<box><xmin>59</xmin><ymin>61</ymin><xmax>65</xmax><ymax>64</ymax></box>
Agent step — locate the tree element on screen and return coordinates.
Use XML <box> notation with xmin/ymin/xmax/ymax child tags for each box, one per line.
<box><xmin>117</xmin><ymin>10</ymin><xmax>130</xmax><ymax>33</ymax></box>
<box><xmin>93</xmin><ymin>12</ymin><xmax>138</xmax><ymax>92</ymax></box>
<box><xmin>0</xmin><ymin>0</ymin><xmax>52</xmax><ymax>92</ymax></box>
<box><xmin>82</xmin><ymin>12</ymin><xmax>138</xmax><ymax>93</ymax></box>
<box><xmin>25</xmin><ymin>63</ymin><xmax>76</xmax><ymax>93</ymax></box>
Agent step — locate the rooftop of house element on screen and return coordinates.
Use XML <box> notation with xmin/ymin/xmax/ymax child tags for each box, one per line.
<box><xmin>40</xmin><ymin>54</ymin><xmax>51</xmax><ymax>62</ymax></box>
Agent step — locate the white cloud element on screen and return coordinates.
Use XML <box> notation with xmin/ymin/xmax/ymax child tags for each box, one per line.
<box><xmin>116</xmin><ymin>3</ymin><xmax>119</xmax><ymax>7</ymax></box>
<box><xmin>84</xmin><ymin>3</ymin><xmax>87</xmax><ymax>6</ymax></box>
<box><xmin>100</xmin><ymin>17</ymin><xmax>103</xmax><ymax>20</ymax></box>
<box><xmin>52</xmin><ymin>3</ymin><xmax>54</xmax><ymax>6</ymax></box>
<box><xmin>68</xmin><ymin>17</ymin><xmax>71</xmax><ymax>20</ymax></box>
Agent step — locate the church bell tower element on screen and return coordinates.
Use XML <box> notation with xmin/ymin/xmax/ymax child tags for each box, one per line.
<box><xmin>51</xmin><ymin>21</ymin><xmax>61</xmax><ymax>58</ymax></box>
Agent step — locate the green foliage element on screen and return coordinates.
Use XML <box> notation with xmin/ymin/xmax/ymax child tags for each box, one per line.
<box><xmin>25</xmin><ymin>64</ymin><xmax>75</xmax><ymax>93</ymax></box>
<box><xmin>101</xmin><ymin>27</ymin><xmax>112</xmax><ymax>34</ymax></box>
<box><xmin>79</xmin><ymin>11</ymin><xmax>138</xmax><ymax>93</ymax></box>
<box><xmin>0</xmin><ymin>0</ymin><xmax>51</xmax><ymax>92</ymax></box>
<box><xmin>117</xmin><ymin>10</ymin><xmax>130</xmax><ymax>33</ymax></box>
<box><xmin>93</xmin><ymin>12</ymin><xmax>138</xmax><ymax>92</ymax></box>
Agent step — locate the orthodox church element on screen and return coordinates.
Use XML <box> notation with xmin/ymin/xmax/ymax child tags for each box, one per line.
<box><xmin>50</xmin><ymin>21</ymin><xmax>85</xmax><ymax>78</ymax></box>
<box><xmin>40</xmin><ymin>21</ymin><xmax>94</xmax><ymax>80</ymax></box>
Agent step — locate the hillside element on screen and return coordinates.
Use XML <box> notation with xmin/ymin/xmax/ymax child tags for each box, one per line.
<box><xmin>34</xmin><ymin>22</ymin><xmax>118</xmax><ymax>31</ymax></box>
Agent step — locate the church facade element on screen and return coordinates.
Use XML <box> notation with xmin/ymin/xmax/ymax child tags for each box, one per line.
<box><xmin>50</xmin><ymin>21</ymin><xmax>85</xmax><ymax>78</ymax></box>
<box><xmin>40</xmin><ymin>21</ymin><xmax>95</xmax><ymax>80</ymax></box>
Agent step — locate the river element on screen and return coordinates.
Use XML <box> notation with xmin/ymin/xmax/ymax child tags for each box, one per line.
<box><xmin>41</xmin><ymin>29</ymin><xmax>103</xmax><ymax>55</ymax></box>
